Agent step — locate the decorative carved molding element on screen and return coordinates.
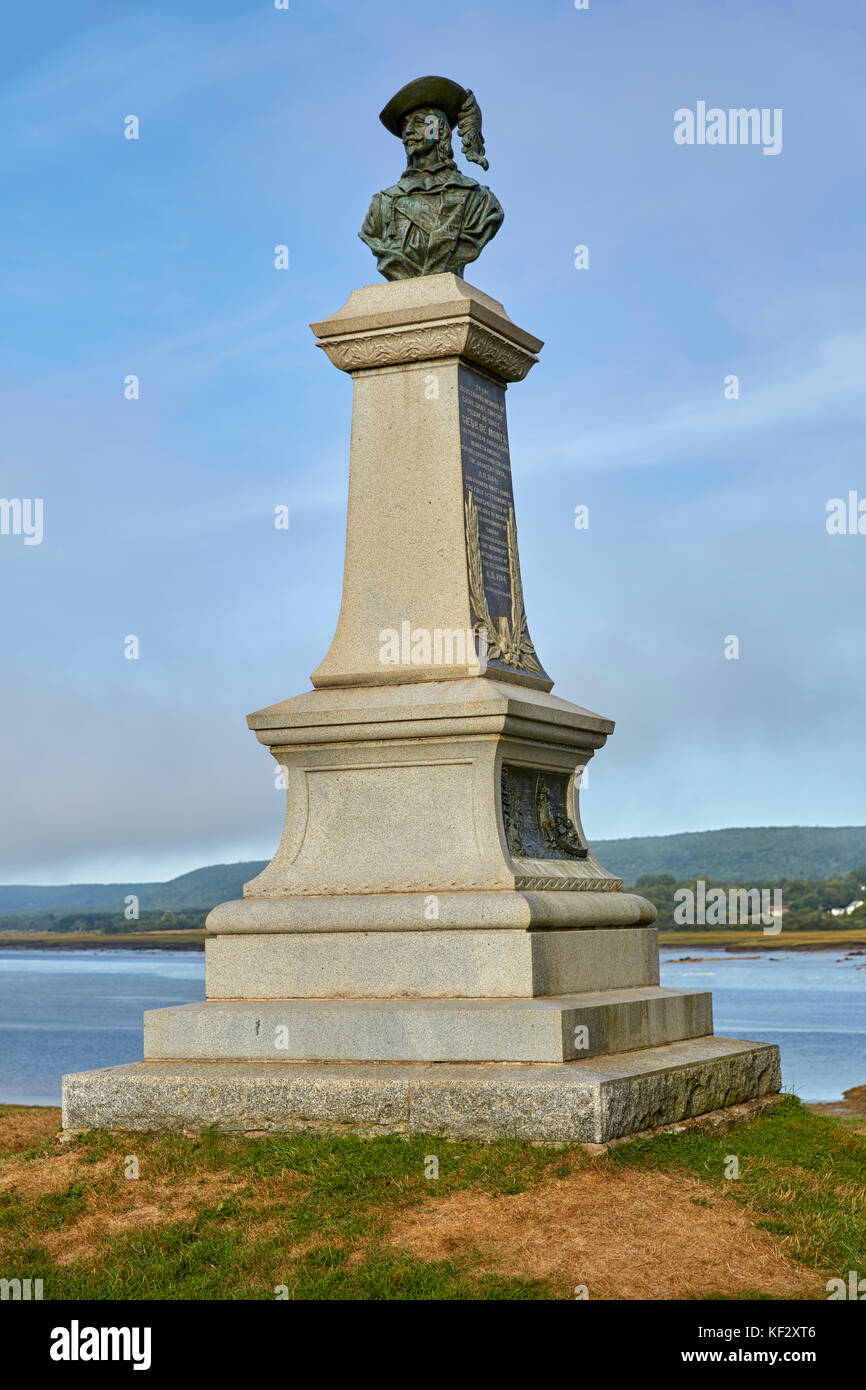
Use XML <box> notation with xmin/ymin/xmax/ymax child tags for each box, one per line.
<box><xmin>318</xmin><ymin>317</ymin><xmax>538</xmax><ymax>382</ymax></box>
<box><xmin>463</xmin><ymin>322</ymin><xmax>536</xmax><ymax>382</ymax></box>
<box><xmin>513</xmin><ymin>875</ymin><xmax>624</xmax><ymax>891</ymax></box>
<box><xmin>249</xmin><ymin>873</ymin><xmax>623</xmax><ymax>896</ymax></box>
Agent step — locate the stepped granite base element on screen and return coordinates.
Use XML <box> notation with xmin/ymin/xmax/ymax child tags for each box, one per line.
<box><xmin>60</xmin><ymin>278</ymin><xmax>782</xmax><ymax>1145</ymax></box>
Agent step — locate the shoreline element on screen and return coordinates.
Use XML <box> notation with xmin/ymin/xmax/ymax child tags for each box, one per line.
<box><xmin>662</xmin><ymin>942</ymin><xmax>866</xmax><ymax>955</ymax></box>
<box><xmin>1</xmin><ymin>929</ymin><xmax>866</xmax><ymax>954</ymax></box>
<box><xmin>658</xmin><ymin>931</ymin><xmax>866</xmax><ymax>953</ymax></box>
<box><xmin>0</xmin><ymin>933</ymin><xmax>206</xmax><ymax>952</ymax></box>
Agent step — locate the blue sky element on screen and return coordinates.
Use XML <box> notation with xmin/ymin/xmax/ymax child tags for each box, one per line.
<box><xmin>1</xmin><ymin>0</ymin><xmax>864</xmax><ymax>884</ymax></box>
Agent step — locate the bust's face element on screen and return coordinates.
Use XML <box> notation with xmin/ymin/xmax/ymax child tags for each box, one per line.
<box><xmin>401</xmin><ymin>108</ymin><xmax>442</xmax><ymax>159</ymax></box>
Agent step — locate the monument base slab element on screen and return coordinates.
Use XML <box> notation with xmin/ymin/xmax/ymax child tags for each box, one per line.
<box><xmin>142</xmin><ymin>987</ymin><xmax>712</xmax><ymax>1064</ymax></box>
<box><xmin>62</xmin><ymin>1037</ymin><xmax>781</xmax><ymax>1144</ymax></box>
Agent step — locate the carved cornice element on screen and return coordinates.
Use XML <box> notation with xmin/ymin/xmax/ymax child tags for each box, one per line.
<box><xmin>316</xmin><ymin>316</ymin><xmax>539</xmax><ymax>383</ymax></box>
<box><xmin>244</xmin><ymin>874</ymin><xmax>624</xmax><ymax>896</ymax></box>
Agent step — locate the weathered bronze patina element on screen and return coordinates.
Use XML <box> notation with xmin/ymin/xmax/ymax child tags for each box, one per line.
<box><xmin>360</xmin><ymin>75</ymin><xmax>503</xmax><ymax>280</ymax></box>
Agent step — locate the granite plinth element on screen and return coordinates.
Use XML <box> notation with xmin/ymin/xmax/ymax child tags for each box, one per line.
<box><xmin>204</xmin><ymin>926</ymin><xmax>660</xmax><ymax>999</ymax></box>
<box><xmin>62</xmin><ymin>1038</ymin><xmax>781</xmax><ymax>1144</ymax></box>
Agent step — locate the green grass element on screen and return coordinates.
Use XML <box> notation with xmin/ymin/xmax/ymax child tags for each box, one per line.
<box><xmin>0</xmin><ymin>1097</ymin><xmax>862</xmax><ymax>1300</ymax></box>
<box><xmin>606</xmin><ymin>1097</ymin><xmax>866</xmax><ymax>1278</ymax></box>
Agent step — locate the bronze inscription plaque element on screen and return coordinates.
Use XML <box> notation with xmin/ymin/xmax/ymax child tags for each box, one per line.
<box><xmin>459</xmin><ymin>367</ymin><xmax>548</xmax><ymax>679</ymax></box>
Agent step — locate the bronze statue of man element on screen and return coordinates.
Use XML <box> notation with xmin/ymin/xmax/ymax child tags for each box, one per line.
<box><xmin>359</xmin><ymin>76</ymin><xmax>504</xmax><ymax>281</ymax></box>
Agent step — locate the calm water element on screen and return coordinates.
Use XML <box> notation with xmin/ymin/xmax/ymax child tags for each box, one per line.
<box><xmin>0</xmin><ymin>950</ymin><xmax>205</xmax><ymax>1106</ymax></box>
<box><xmin>0</xmin><ymin>947</ymin><xmax>863</xmax><ymax>1106</ymax></box>
<box><xmin>660</xmin><ymin>948</ymin><xmax>866</xmax><ymax>1102</ymax></box>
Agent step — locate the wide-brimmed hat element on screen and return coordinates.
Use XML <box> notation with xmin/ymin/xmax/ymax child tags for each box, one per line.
<box><xmin>379</xmin><ymin>76</ymin><xmax>467</xmax><ymax>135</ymax></box>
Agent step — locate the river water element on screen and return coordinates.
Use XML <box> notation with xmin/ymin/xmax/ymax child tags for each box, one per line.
<box><xmin>0</xmin><ymin>946</ymin><xmax>863</xmax><ymax>1106</ymax></box>
<box><xmin>660</xmin><ymin>947</ymin><xmax>865</xmax><ymax>1103</ymax></box>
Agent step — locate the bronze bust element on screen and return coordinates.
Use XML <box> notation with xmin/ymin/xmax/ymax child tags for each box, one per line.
<box><xmin>360</xmin><ymin>76</ymin><xmax>504</xmax><ymax>281</ymax></box>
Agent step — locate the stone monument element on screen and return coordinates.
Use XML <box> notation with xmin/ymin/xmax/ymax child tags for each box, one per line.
<box><xmin>64</xmin><ymin>78</ymin><xmax>780</xmax><ymax>1142</ymax></box>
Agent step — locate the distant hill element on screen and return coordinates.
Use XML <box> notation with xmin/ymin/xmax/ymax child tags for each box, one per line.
<box><xmin>592</xmin><ymin>826</ymin><xmax>866</xmax><ymax>884</ymax></box>
<box><xmin>0</xmin><ymin>862</ymin><xmax>266</xmax><ymax>913</ymax></box>
<box><xmin>1</xmin><ymin>826</ymin><xmax>865</xmax><ymax>913</ymax></box>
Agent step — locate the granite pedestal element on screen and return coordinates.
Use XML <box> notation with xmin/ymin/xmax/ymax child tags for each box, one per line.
<box><xmin>63</xmin><ymin>276</ymin><xmax>780</xmax><ymax>1140</ymax></box>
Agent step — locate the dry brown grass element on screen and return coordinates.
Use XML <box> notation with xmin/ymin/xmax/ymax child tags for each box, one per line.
<box><xmin>0</xmin><ymin>1100</ymin><xmax>855</xmax><ymax>1299</ymax></box>
<box><xmin>40</xmin><ymin>1172</ymin><xmax>253</xmax><ymax>1265</ymax></box>
<box><xmin>0</xmin><ymin>1105</ymin><xmax>61</xmax><ymax>1155</ymax></box>
<box><xmin>386</xmin><ymin>1164</ymin><xmax>826</xmax><ymax>1299</ymax></box>
<box><xmin>0</xmin><ymin>1127</ymin><xmax>309</xmax><ymax>1267</ymax></box>
<box><xmin>0</xmin><ymin>1144</ymin><xmax>112</xmax><ymax>1199</ymax></box>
